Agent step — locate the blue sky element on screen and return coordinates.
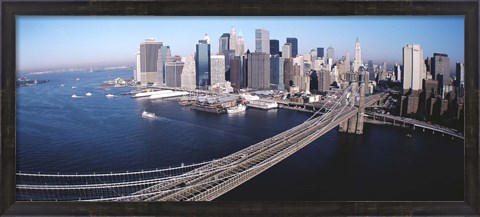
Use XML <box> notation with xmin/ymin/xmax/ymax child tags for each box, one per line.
<box><xmin>17</xmin><ymin>16</ymin><xmax>464</xmax><ymax>72</ymax></box>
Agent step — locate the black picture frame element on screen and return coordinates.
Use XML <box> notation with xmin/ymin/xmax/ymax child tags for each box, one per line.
<box><xmin>1</xmin><ymin>0</ymin><xmax>479</xmax><ymax>216</ymax></box>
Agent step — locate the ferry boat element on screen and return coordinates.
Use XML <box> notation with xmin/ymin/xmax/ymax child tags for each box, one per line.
<box><xmin>227</xmin><ymin>104</ymin><xmax>247</xmax><ymax>114</ymax></box>
<box><xmin>85</xmin><ymin>92</ymin><xmax>92</xmax><ymax>96</ymax></box>
<box><xmin>142</xmin><ymin>111</ymin><xmax>156</xmax><ymax>118</ymax></box>
<box><xmin>105</xmin><ymin>93</ymin><xmax>114</xmax><ymax>98</ymax></box>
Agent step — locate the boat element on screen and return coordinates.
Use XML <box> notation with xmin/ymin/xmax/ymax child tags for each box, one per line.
<box><xmin>179</xmin><ymin>100</ymin><xmax>194</xmax><ymax>106</ymax></box>
<box><xmin>247</xmin><ymin>100</ymin><xmax>278</xmax><ymax>110</ymax></box>
<box><xmin>227</xmin><ymin>104</ymin><xmax>247</xmax><ymax>114</ymax></box>
<box><xmin>71</xmin><ymin>86</ymin><xmax>77</xmax><ymax>89</ymax></box>
<box><xmin>76</xmin><ymin>78</ymin><xmax>80</xmax><ymax>81</ymax></box>
<box><xmin>71</xmin><ymin>94</ymin><xmax>80</xmax><ymax>98</ymax></box>
<box><xmin>406</xmin><ymin>133</ymin><xmax>412</xmax><ymax>138</ymax></box>
<box><xmin>105</xmin><ymin>93</ymin><xmax>114</xmax><ymax>98</ymax></box>
<box><xmin>85</xmin><ymin>92</ymin><xmax>92</xmax><ymax>96</ymax></box>
<box><xmin>60</xmin><ymin>84</ymin><xmax>64</xmax><ymax>87</ymax></box>
<box><xmin>149</xmin><ymin>91</ymin><xmax>189</xmax><ymax>99</ymax></box>
<box><xmin>142</xmin><ymin>111</ymin><xmax>156</xmax><ymax>118</ymax></box>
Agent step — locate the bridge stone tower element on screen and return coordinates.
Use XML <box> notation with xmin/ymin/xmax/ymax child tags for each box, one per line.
<box><xmin>338</xmin><ymin>72</ymin><xmax>366</xmax><ymax>134</ymax></box>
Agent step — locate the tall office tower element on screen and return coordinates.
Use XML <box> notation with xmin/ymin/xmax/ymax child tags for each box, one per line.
<box><xmin>270</xmin><ymin>39</ymin><xmax>280</xmax><ymax>56</ymax></box>
<box><xmin>283</xmin><ymin>58</ymin><xmax>294</xmax><ymax>87</ymax></box>
<box><xmin>456</xmin><ymin>62</ymin><xmax>464</xmax><ymax>97</ymax></box>
<box><xmin>286</xmin><ymin>37</ymin><xmax>298</xmax><ymax>58</ymax></box>
<box><xmin>345</xmin><ymin>49</ymin><xmax>350</xmax><ymax>71</ymax></box>
<box><xmin>223</xmin><ymin>50</ymin><xmax>236</xmax><ymax>81</ymax></box>
<box><xmin>402</xmin><ymin>44</ymin><xmax>426</xmax><ymax>92</ymax></box>
<box><xmin>327</xmin><ymin>46</ymin><xmax>335</xmax><ymax>61</ymax></box>
<box><xmin>229</xmin><ymin>25</ymin><xmax>237</xmax><ymax>52</ymax></box>
<box><xmin>425</xmin><ymin>57</ymin><xmax>432</xmax><ymax>79</ymax></box>
<box><xmin>394</xmin><ymin>62</ymin><xmax>402</xmax><ymax>82</ymax></box>
<box><xmin>165</xmin><ymin>61</ymin><xmax>184</xmax><ymax>87</ymax></box>
<box><xmin>229</xmin><ymin>56</ymin><xmax>243</xmax><ymax>90</ymax></box>
<box><xmin>134</xmin><ymin>49</ymin><xmax>141</xmax><ymax>82</ymax></box>
<box><xmin>157</xmin><ymin>46</ymin><xmax>172</xmax><ymax>84</ymax></box>
<box><xmin>318</xmin><ymin>69</ymin><xmax>331</xmax><ymax>92</ymax></box>
<box><xmin>293</xmin><ymin>56</ymin><xmax>304</xmax><ymax>75</ymax></box>
<box><xmin>382</xmin><ymin>62</ymin><xmax>388</xmax><ymax>81</ymax></box>
<box><xmin>218</xmin><ymin>33</ymin><xmax>230</xmax><ymax>55</ymax></box>
<box><xmin>317</xmin><ymin>47</ymin><xmax>324</xmax><ymax>59</ymax></box>
<box><xmin>282</xmin><ymin>43</ymin><xmax>292</xmax><ymax>58</ymax></box>
<box><xmin>247</xmin><ymin>52</ymin><xmax>270</xmax><ymax>89</ymax></box>
<box><xmin>181</xmin><ymin>55</ymin><xmax>197</xmax><ymax>90</ymax></box>
<box><xmin>236</xmin><ymin>31</ymin><xmax>246</xmax><ymax>56</ymax></box>
<box><xmin>210</xmin><ymin>55</ymin><xmax>226</xmax><ymax>85</ymax></box>
<box><xmin>255</xmin><ymin>28</ymin><xmax>270</xmax><ymax>53</ymax></box>
<box><xmin>310</xmin><ymin>49</ymin><xmax>317</xmax><ymax>61</ymax></box>
<box><xmin>367</xmin><ymin>60</ymin><xmax>375</xmax><ymax>81</ymax></box>
<box><xmin>138</xmin><ymin>38</ymin><xmax>163</xmax><ymax>85</ymax></box>
<box><xmin>242</xmin><ymin>51</ymin><xmax>249</xmax><ymax>87</ymax></box>
<box><xmin>270</xmin><ymin>55</ymin><xmax>284</xmax><ymax>90</ymax></box>
<box><xmin>195</xmin><ymin>39</ymin><xmax>211</xmax><ymax>88</ymax></box>
<box><xmin>352</xmin><ymin>37</ymin><xmax>363</xmax><ymax>73</ymax></box>
<box><xmin>431</xmin><ymin>53</ymin><xmax>450</xmax><ymax>96</ymax></box>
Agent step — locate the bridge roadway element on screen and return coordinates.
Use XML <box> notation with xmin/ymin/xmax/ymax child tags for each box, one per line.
<box><xmin>364</xmin><ymin>112</ymin><xmax>464</xmax><ymax>139</ymax></box>
<box><xmin>16</xmin><ymin>89</ymin><xmax>384</xmax><ymax>201</ymax></box>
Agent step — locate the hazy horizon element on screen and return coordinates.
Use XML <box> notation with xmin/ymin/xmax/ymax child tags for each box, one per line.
<box><xmin>17</xmin><ymin>16</ymin><xmax>464</xmax><ymax>73</ymax></box>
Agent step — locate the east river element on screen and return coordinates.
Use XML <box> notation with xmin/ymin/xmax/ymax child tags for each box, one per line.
<box><xmin>16</xmin><ymin>69</ymin><xmax>464</xmax><ymax>201</ymax></box>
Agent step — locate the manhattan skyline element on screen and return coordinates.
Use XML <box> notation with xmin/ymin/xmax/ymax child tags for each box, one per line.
<box><xmin>17</xmin><ymin>16</ymin><xmax>464</xmax><ymax>72</ymax></box>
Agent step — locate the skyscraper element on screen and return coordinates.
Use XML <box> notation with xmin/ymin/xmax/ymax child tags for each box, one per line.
<box><xmin>210</xmin><ymin>55</ymin><xmax>226</xmax><ymax>84</ymax></box>
<box><xmin>229</xmin><ymin>25</ymin><xmax>237</xmax><ymax>52</ymax></box>
<box><xmin>456</xmin><ymin>62</ymin><xmax>464</xmax><ymax>97</ymax></box>
<box><xmin>134</xmin><ymin>49</ymin><xmax>141</xmax><ymax>82</ymax></box>
<box><xmin>247</xmin><ymin>52</ymin><xmax>270</xmax><ymax>89</ymax></box>
<box><xmin>432</xmin><ymin>53</ymin><xmax>450</xmax><ymax>96</ymax></box>
<box><xmin>270</xmin><ymin>39</ymin><xmax>280</xmax><ymax>56</ymax></box>
<box><xmin>229</xmin><ymin>56</ymin><xmax>243</xmax><ymax>90</ymax></box>
<box><xmin>286</xmin><ymin>37</ymin><xmax>298</xmax><ymax>58</ymax></box>
<box><xmin>236</xmin><ymin>31</ymin><xmax>246</xmax><ymax>56</ymax></box>
<box><xmin>270</xmin><ymin>55</ymin><xmax>284</xmax><ymax>90</ymax></box>
<box><xmin>255</xmin><ymin>29</ymin><xmax>270</xmax><ymax>53</ymax></box>
<box><xmin>139</xmin><ymin>38</ymin><xmax>163</xmax><ymax>85</ymax></box>
<box><xmin>181</xmin><ymin>55</ymin><xmax>196</xmax><ymax>90</ymax></box>
<box><xmin>282</xmin><ymin>43</ymin><xmax>292</xmax><ymax>59</ymax></box>
<box><xmin>165</xmin><ymin>61</ymin><xmax>184</xmax><ymax>87</ymax></box>
<box><xmin>367</xmin><ymin>60</ymin><xmax>375</xmax><ymax>81</ymax></box>
<box><xmin>195</xmin><ymin>39</ymin><xmax>211</xmax><ymax>88</ymax></box>
<box><xmin>327</xmin><ymin>46</ymin><xmax>335</xmax><ymax>61</ymax></box>
<box><xmin>402</xmin><ymin>44</ymin><xmax>426</xmax><ymax>92</ymax></box>
<box><xmin>345</xmin><ymin>49</ymin><xmax>350</xmax><ymax>72</ymax></box>
<box><xmin>218</xmin><ymin>33</ymin><xmax>230</xmax><ymax>55</ymax></box>
<box><xmin>318</xmin><ymin>69</ymin><xmax>331</xmax><ymax>92</ymax></box>
<box><xmin>353</xmin><ymin>37</ymin><xmax>362</xmax><ymax>73</ymax></box>
<box><xmin>309</xmin><ymin>49</ymin><xmax>317</xmax><ymax>61</ymax></box>
<box><xmin>223</xmin><ymin>50</ymin><xmax>236</xmax><ymax>81</ymax></box>
<box><xmin>317</xmin><ymin>47</ymin><xmax>324</xmax><ymax>59</ymax></box>
<box><xmin>157</xmin><ymin>46</ymin><xmax>171</xmax><ymax>84</ymax></box>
